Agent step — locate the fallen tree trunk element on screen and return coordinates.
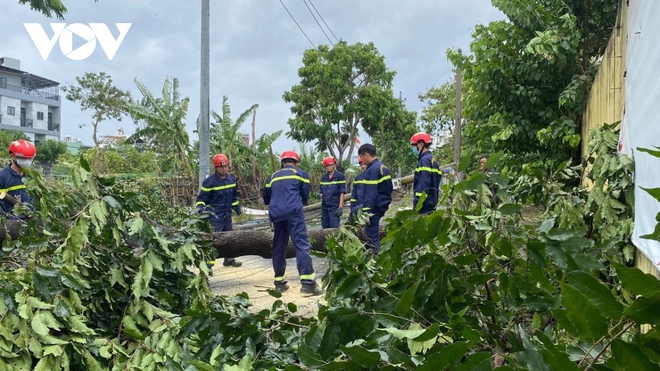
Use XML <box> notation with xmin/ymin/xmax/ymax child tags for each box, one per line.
<box><xmin>211</xmin><ymin>225</ymin><xmax>386</xmax><ymax>259</ymax></box>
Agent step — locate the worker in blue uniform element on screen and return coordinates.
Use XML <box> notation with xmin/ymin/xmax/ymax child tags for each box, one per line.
<box><xmin>0</xmin><ymin>140</ymin><xmax>36</xmax><ymax>219</ymax></box>
<box><xmin>348</xmin><ymin>157</ymin><xmax>367</xmax><ymax>221</ymax></box>
<box><xmin>357</xmin><ymin>144</ymin><xmax>393</xmax><ymax>254</ymax></box>
<box><xmin>319</xmin><ymin>156</ymin><xmax>346</xmax><ymax>228</ymax></box>
<box><xmin>261</xmin><ymin>150</ymin><xmax>323</xmax><ymax>295</ymax></box>
<box><xmin>410</xmin><ymin>132</ymin><xmax>441</xmax><ymax>214</ymax></box>
<box><xmin>196</xmin><ymin>153</ymin><xmax>243</xmax><ymax>274</ymax></box>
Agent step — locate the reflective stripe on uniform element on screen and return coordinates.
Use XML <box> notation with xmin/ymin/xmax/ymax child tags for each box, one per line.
<box><xmin>201</xmin><ymin>183</ymin><xmax>236</xmax><ymax>192</ymax></box>
<box><xmin>266</xmin><ymin>175</ymin><xmax>310</xmax><ymax>188</ymax></box>
<box><xmin>195</xmin><ymin>201</ymin><xmax>205</xmax><ymax>207</ymax></box>
<box><xmin>362</xmin><ymin>175</ymin><xmax>392</xmax><ymax>185</ymax></box>
<box><xmin>232</xmin><ymin>201</ymin><xmax>239</xmax><ymax>206</ymax></box>
<box><xmin>0</xmin><ymin>184</ymin><xmax>26</xmax><ymax>193</ymax></box>
<box><xmin>300</xmin><ymin>273</ymin><xmax>315</xmax><ymax>281</ymax></box>
<box><xmin>320</xmin><ymin>180</ymin><xmax>346</xmax><ymax>185</ymax></box>
<box><xmin>274</xmin><ymin>275</ymin><xmax>287</xmax><ymax>282</ymax></box>
<box><xmin>415</xmin><ymin>192</ymin><xmax>423</xmax><ymax>197</ymax></box>
<box><xmin>349</xmin><ymin>198</ymin><xmax>356</xmax><ymax>202</ymax></box>
<box><xmin>415</xmin><ymin>167</ymin><xmax>441</xmax><ymax>174</ymax></box>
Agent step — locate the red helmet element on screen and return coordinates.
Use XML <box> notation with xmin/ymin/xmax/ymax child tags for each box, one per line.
<box><xmin>212</xmin><ymin>153</ymin><xmax>229</xmax><ymax>167</ymax></box>
<box><xmin>410</xmin><ymin>132</ymin><xmax>432</xmax><ymax>145</ymax></box>
<box><xmin>322</xmin><ymin>156</ymin><xmax>336</xmax><ymax>166</ymax></box>
<box><xmin>9</xmin><ymin>139</ymin><xmax>36</xmax><ymax>158</ymax></box>
<box><xmin>280</xmin><ymin>150</ymin><xmax>299</xmax><ymax>163</ymax></box>
<box><xmin>358</xmin><ymin>157</ymin><xmax>364</xmax><ymax>164</ymax></box>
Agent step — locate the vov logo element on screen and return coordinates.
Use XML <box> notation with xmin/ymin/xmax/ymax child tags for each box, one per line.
<box><xmin>24</xmin><ymin>23</ymin><xmax>132</xmax><ymax>61</ymax></box>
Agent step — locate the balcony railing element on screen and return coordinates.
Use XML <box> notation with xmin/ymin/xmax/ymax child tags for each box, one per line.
<box><xmin>20</xmin><ymin>118</ymin><xmax>33</xmax><ymax>128</ymax></box>
<box><xmin>48</xmin><ymin>121</ymin><xmax>60</xmax><ymax>131</ymax></box>
<box><xmin>0</xmin><ymin>82</ymin><xmax>59</xmax><ymax>101</ymax></box>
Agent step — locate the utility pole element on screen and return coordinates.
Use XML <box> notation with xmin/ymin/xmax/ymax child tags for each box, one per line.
<box><xmin>453</xmin><ymin>49</ymin><xmax>463</xmax><ymax>165</ymax></box>
<box><xmin>199</xmin><ymin>0</ymin><xmax>211</xmax><ymax>189</ymax></box>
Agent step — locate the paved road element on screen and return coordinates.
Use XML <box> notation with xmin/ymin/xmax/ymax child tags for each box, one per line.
<box><xmin>208</xmin><ymin>255</ymin><xmax>329</xmax><ymax>317</ymax></box>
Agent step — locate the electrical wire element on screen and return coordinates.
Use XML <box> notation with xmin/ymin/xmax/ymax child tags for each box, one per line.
<box><xmin>308</xmin><ymin>0</ymin><xmax>340</xmax><ymax>42</ymax></box>
<box><xmin>278</xmin><ymin>0</ymin><xmax>317</xmax><ymax>49</ymax></box>
<box><xmin>302</xmin><ymin>0</ymin><xmax>334</xmax><ymax>46</ymax></box>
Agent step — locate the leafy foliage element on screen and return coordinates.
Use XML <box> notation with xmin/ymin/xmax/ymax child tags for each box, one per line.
<box><xmin>35</xmin><ymin>139</ymin><xmax>68</xmax><ymax>165</ymax></box>
<box><xmin>448</xmin><ymin>0</ymin><xmax>618</xmax><ymax>178</ymax></box>
<box><xmin>0</xmin><ymin>129</ymin><xmax>28</xmax><ymax>161</ymax></box>
<box><xmin>62</xmin><ymin>72</ymin><xmax>132</xmax><ymax>148</ymax></box>
<box><xmin>17</xmin><ymin>0</ymin><xmax>98</xmax><ymax>20</ymax></box>
<box><xmin>127</xmin><ymin>77</ymin><xmax>194</xmax><ymax>183</ymax></box>
<box><xmin>283</xmin><ymin>41</ymin><xmax>400</xmax><ymax>169</ymax></box>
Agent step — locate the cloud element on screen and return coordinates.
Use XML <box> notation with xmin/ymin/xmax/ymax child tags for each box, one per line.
<box><xmin>1</xmin><ymin>0</ymin><xmax>504</xmax><ymax>156</ymax></box>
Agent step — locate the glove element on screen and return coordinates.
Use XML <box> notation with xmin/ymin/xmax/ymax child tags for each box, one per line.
<box><xmin>335</xmin><ymin>207</ymin><xmax>343</xmax><ymax>217</ymax></box>
<box><xmin>235</xmin><ymin>206</ymin><xmax>242</xmax><ymax>216</ymax></box>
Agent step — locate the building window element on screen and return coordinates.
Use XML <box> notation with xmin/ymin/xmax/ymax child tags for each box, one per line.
<box><xmin>37</xmin><ymin>111</ymin><xmax>44</xmax><ymax>120</ymax></box>
<box><xmin>0</xmin><ymin>77</ymin><xmax>7</xmax><ymax>89</ymax></box>
<box><xmin>7</xmin><ymin>106</ymin><xmax>15</xmax><ymax>116</ymax></box>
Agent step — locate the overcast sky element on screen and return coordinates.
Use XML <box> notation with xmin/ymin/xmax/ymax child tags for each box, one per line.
<box><xmin>1</xmin><ymin>0</ymin><xmax>504</xmax><ymax>154</ymax></box>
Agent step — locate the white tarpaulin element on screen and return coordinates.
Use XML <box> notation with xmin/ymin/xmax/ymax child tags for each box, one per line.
<box><xmin>619</xmin><ymin>0</ymin><xmax>660</xmax><ymax>269</ymax></box>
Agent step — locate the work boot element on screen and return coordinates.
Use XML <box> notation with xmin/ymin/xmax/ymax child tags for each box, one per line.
<box><xmin>207</xmin><ymin>263</ymin><xmax>214</xmax><ymax>277</ymax></box>
<box><xmin>223</xmin><ymin>258</ymin><xmax>242</xmax><ymax>267</ymax></box>
<box><xmin>300</xmin><ymin>282</ymin><xmax>324</xmax><ymax>296</ymax></box>
<box><xmin>274</xmin><ymin>281</ymin><xmax>289</xmax><ymax>292</ymax></box>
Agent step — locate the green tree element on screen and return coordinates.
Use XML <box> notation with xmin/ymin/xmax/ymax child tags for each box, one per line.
<box><xmin>363</xmin><ymin>95</ymin><xmax>418</xmax><ymax>172</ymax></box>
<box><xmin>62</xmin><ymin>72</ymin><xmax>132</xmax><ymax>148</ymax></box>
<box><xmin>0</xmin><ymin>129</ymin><xmax>28</xmax><ymax>161</ymax></box>
<box><xmin>283</xmin><ymin>41</ymin><xmax>396</xmax><ymax>169</ymax></box>
<box><xmin>448</xmin><ymin>0</ymin><xmax>618</xmax><ymax>173</ymax></box>
<box><xmin>209</xmin><ymin>96</ymin><xmax>258</xmax><ymax>178</ymax></box>
<box><xmin>17</xmin><ymin>0</ymin><xmax>97</xmax><ymax>19</ymax></box>
<box><xmin>35</xmin><ymin>139</ymin><xmax>67</xmax><ymax>165</ymax></box>
<box><xmin>418</xmin><ymin>79</ymin><xmax>456</xmax><ymax>137</ymax></box>
<box><xmin>127</xmin><ymin>77</ymin><xmax>194</xmax><ymax>183</ymax></box>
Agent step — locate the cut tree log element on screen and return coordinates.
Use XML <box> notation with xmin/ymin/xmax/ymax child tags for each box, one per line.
<box><xmin>210</xmin><ymin>225</ymin><xmax>386</xmax><ymax>259</ymax></box>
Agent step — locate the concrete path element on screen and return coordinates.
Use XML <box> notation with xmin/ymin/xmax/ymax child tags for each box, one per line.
<box><xmin>208</xmin><ymin>255</ymin><xmax>329</xmax><ymax>317</ymax></box>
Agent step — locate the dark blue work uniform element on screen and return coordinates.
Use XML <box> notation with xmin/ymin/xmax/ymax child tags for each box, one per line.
<box><xmin>359</xmin><ymin>159</ymin><xmax>393</xmax><ymax>254</ymax></box>
<box><xmin>349</xmin><ymin>172</ymin><xmax>365</xmax><ymax>220</ymax></box>
<box><xmin>319</xmin><ymin>171</ymin><xmax>346</xmax><ymax>228</ymax></box>
<box><xmin>413</xmin><ymin>151</ymin><xmax>441</xmax><ymax>214</ymax></box>
<box><xmin>261</xmin><ymin>165</ymin><xmax>315</xmax><ymax>285</ymax></box>
<box><xmin>196</xmin><ymin>172</ymin><xmax>241</xmax><ymax>232</ymax></box>
<box><xmin>0</xmin><ymin>165</ymin><xmax>31</xmax><ymax>219</ymax></box>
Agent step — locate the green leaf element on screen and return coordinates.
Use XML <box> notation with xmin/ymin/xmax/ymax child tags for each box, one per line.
<box><xmin>36</xmin><ymin>266</ymin><xmax>60</xmax><ymax>277</ymax></box>
<box><xmin>298</xmin><ymin>341</ymin><xmax>324</xmax><ymax>368</ymax></box>
<box><xmin>68</xmin><ymin>315</ymin><xmax>95</xmax><ymax>335</ymax></box>
<box><xmin>610</xmin><ymin>339</ymin><xmax>658</xmax><ymax>371</ymax></box>
<box><xmin>613</xmin><ymin>263</ymin><xmax>660</xmax><ymax>297</ymax></box>
<box><xmin>383</xmin><ymin>327</ymin><xmax>427</xmax><ymax>340</ymax></box>
<box><xmin>121</xmin><ymin>316</ymin><xmax>145</xmax><ymax>340</ymax></box>
<box><xmin>499</xmin><ymin>203</ymin><xmax>522</xmax><ymax>215</ymax></box>
<box><xmin>80</xmin><ymin>156</ymin><xmax>91</xmax><ymax>171</ymax></box>
<box><xmin>413</xmin><ymin>323</ymin><xmax>440</xmax><ymax>342</ymax></box>
<box><xmin>418</xmin><ymin>341</ymin><xmax>467</xmax><ymax>371</ymax></box>
<box><xmin>642</xmin><ymin>187</ymin><xmax>660</xmax><ymax>203</ymax></box>
<box><xmin>318</xmin><ymin>324</ymin><xmax>341</xmax><ymax>360</ymax></box>
<box><xmin>517</xmin><ymin>326</ymin><xmax>551</xmax><ymax>371</ymax></box>
<box><xmin>624</xmin><ymin>292</ymin><xmax>660</xmax><ymax>325</ymax></box>
<box><xmin>566</xmin><ymin>271</ymin><xmax>623</xmax><ymax>320</ymax></box>
<box><xmin>536</xmin><ymin>331</ymin><xmax>580</xmax><ymax>371</ymax></box>
<box><xmin>539</xmin><ymin>218</ymin><xmax>555</xmax><ymax>234</ymax></box>
<box><xmin>455</xmin><ymin>352</ymin><xmax>493</xmax><ymax>371</ymax></box>
<box><xmin>340</xmin><ymin>345</ymin><xmax>381</xmax><ymax>369</ymax></box>
<box><xmin>336</xmin><ymin>274</ymin><xmax>363</xmax><ymax>299</ymax></box>
<box><xmin>395</xmin><ymin>282</ymin><xmax>419</xmax><ymax>315</ymax></box>
<box><xmin>31</xmin><ymin>311</ymin><xmax>50</xmax><ymax>336</ymax></box>
<box><xmin>560</xmin><ymin>284</ymin><xmax>609</xmax><ymax>341</ymax></box>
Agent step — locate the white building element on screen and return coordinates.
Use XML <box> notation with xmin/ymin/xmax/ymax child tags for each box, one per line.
<box><xmin>0</xmin><ymin>57</ymin><xmax>61</xmax><ymax>143</ymax></box>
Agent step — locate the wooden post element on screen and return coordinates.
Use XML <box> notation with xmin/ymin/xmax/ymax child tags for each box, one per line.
<box><xmin>453</xmin><ymin>49</ymin><xmax>463</xmax><ymax>166</ymax></box>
